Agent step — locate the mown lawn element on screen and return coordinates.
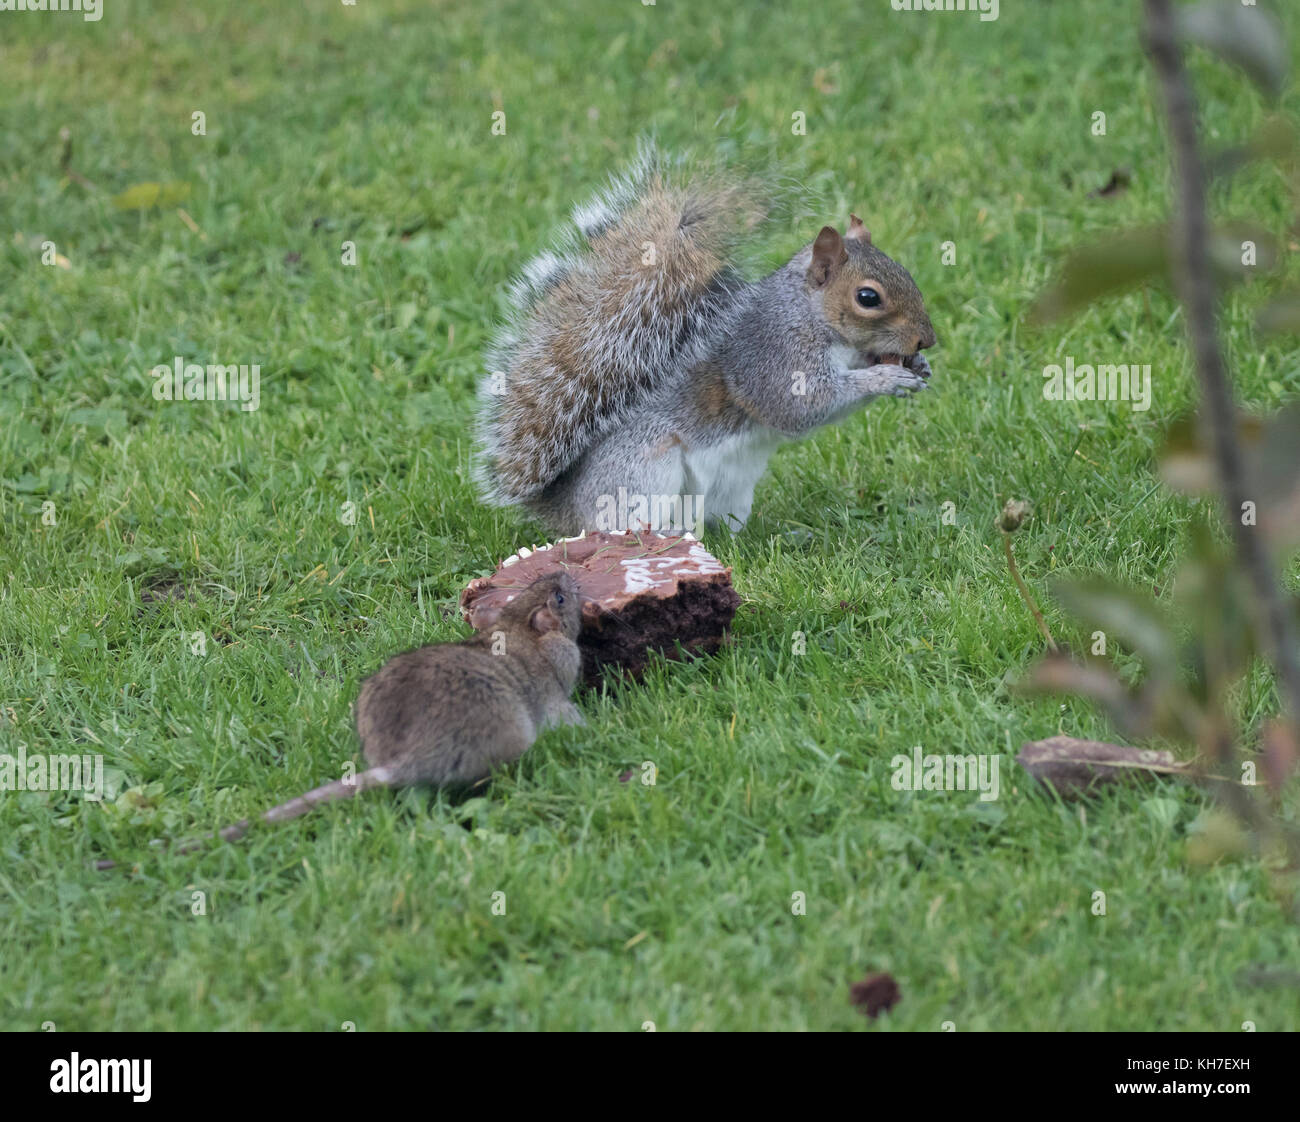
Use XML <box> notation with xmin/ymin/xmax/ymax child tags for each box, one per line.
<box><xmin>2</xmin><ymin>0</ymin><xmax>1298</xmax><ymax>1030</ymax></box>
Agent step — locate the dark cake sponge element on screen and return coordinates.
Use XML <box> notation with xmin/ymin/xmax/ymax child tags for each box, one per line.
<box><xmin>460</xmin><ymin>530</ymin><xmax>740</xmax><ymax>686</ymax></box>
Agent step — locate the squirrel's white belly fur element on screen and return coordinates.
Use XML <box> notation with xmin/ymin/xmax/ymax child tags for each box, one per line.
<box><xmin>557</xmin><ymin>412</ymin><xmax>783</xmax><ymax>535</ymax></box>
<box><xmin>684</xmin><ymin>430</ymin><xmax>783</xmax><ymax>532</ymax></box>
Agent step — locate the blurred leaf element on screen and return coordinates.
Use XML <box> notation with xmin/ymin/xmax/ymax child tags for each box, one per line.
<box><xmin>1238</xmin><ymin>965</ymin><xmax>1300</xmax><ymax>989</ymax></box>
<box><xmin>1186</xmin><ymin>808</ymin><xmax>1251</xmax><ymax>865</ymax></box>
<box><xmin>1029</xmin><ymin>225</ymin><xmax>1165</xmax><ymax>323</ymax></box>
<box><xmin>1174</xmin><ymin>546</ymin><xmax>1256</xmax><ymax>692</ymax></box>
<box><xmin>1015</xmin><ymin>653</ymin><xmax>1158</xmax><ymax>739</ymax></box>
<box><xmin>1257</xmin><ymin>289</ymin><xmax>1300</xmax><ymax>335</ymax></box>
<box><xmin>1260</xmin><ymin>719</ymin><xmax>1298</xmax><ymax>794</ymax></box>
<box><xmin>1050</xmin><ymin>576</ymin><xmax>1179</xmax><ymax>673</ymax></box>
<box><xmin>1159</xmin><ymin>406</ymin><xmax>1300</xmax><ymax>552</ymax></box>
<box><xmin>1029</xmin><ymin>222</ymin><xmax>1276</xmax><ymax>323</ymax></box>
<box><xmin>1207</xmin><ymin>221</ymin><xmax>1279</xmax><ymax>272</ymax></box>
<box><xmin>111</xmin><ymin>181</ymin><xmax>191</xmax><ymax>211</ymax></box>
<box><xmin>1158</xmin><ymin>413</ymin><xmax>1222</xmax><ymax>495</ymax></box>
<box><xmin>1208</xmin><ymin>116</ymin><xmax>1298</xmax><ymax>179</ymax></box>
<box><xmin>1248</xmin><ymin>403</ymin><xmax>1300</xmax><ymax>550</ymax></box>
<box><xmin>1179</xmin><ymin>2</ymin><xmax>1289</xmax><ymax>101</ymax></box>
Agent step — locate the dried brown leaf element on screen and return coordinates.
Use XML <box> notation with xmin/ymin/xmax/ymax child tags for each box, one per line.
<box><xmin>1016</xmin><ymin>735</ymin><xmax>1188</xmax><ymax>798</ymax></box>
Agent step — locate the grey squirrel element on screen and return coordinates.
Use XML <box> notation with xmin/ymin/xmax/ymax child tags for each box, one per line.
<box><xmin>94</xmin><ymin>573</ymin><xmax>583</xmax><ymax>869</ymax></box>
<box><xmin>476</xmin><ymin>145</ymin><xmax>938</xmax><ymax>534</ymax></box>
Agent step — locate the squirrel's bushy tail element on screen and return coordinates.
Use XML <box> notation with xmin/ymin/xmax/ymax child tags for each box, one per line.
<box><xmin>476</xmin><ymin>142</ymin><xmax>772</xmax><ymax>506</ymax></box>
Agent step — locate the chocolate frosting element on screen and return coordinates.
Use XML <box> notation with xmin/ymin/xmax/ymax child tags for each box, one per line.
<box><xmin>461</xmin><ymin>530</ymin><xmax>740</xmax><ymax>685</ymax></box>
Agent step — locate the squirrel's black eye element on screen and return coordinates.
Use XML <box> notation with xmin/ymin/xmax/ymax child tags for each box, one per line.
<box><xmin>855</xmin><ymin>287</ymin><xmax>882</xmax><ymax>309</ymax></box>
<box><xmin>554</xmin><ymin>592</ymin><xmax>565</xmax><ymax>605</ymax></box>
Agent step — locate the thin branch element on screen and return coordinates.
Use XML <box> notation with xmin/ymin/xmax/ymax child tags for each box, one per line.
<box><xmin>1143</xmin><ymin>0</ymin><xmax>1300</xmax><ymax>724</ymax></box>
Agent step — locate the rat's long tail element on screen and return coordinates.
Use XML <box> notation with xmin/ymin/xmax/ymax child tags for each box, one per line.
<box><xmin>93</xmin><ymin>766</ymin><xmax>396</xmax><ymax>870</ymax></box>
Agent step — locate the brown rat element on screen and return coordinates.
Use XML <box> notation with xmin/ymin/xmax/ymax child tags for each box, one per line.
<box><xmin>355</xmin><ymin>569</ymin><xmax>584</xmax><ymax>784</ymax></box>
<box><xmin>94</xmin><ymin>572</ymin><xmax>583</xmax><ymax>869</ymax></box>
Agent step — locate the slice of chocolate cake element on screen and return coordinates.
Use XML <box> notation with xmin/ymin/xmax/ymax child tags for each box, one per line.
<box><xmin>460</xmin><ymin>530</ymin><xmax>740</xmax><ymax>686</ymax></box>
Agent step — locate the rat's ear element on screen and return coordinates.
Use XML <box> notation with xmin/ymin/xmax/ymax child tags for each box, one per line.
<box><xmin>471</xmin><ymin>602</ymin><xmax>503</xmax><ymax>630</ymax></box>
<box><xmin>846</xmin><ymin>214</ymin><xmax>872</xmax><ymax>243</ymax></box>
<box><xmin>808</xmin><ymin>226</ymin><xmax>847</xmax><ymax>287</ymax></box>
<box><xmin>529</xmin><ymin>606</ymin><xmax>562</xmax><ymax>634</ymax></box>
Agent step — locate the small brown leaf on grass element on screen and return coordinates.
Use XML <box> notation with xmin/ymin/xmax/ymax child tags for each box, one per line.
<box><xmin>849</xmin><ymin>972</ymin><xmax>900</xmax><ymax>1019</ymax></box>
<box><xmin>1016</xmin><ymin>735</ymin><xmax>1187</xmax><ymax>798</ymax></box>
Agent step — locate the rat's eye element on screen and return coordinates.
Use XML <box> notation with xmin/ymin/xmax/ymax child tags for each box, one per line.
<box><xmin>855</xmin><ymin>287</ymin><xmax>882</xmax><ymax>309</ymax></box>
<box><xmin>554</xmin><ymin>592</ymin><xmax>565</xmax><ymax>605</ymax></box>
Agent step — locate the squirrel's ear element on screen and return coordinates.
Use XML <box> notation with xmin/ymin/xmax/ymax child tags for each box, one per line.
<box><xmin>808</xmin><ymin>226</ymin><xmax>847</xmax><ymax>288</ymax></box>
<box><xmin>846</xmin><ymin>214</ymin><xmax>872</xmax><ymax>243</ymax></box>
<box><xmin>530</xmin><ymin>606</ymin><xmax>561</xmax><ymax>635</ymax></box>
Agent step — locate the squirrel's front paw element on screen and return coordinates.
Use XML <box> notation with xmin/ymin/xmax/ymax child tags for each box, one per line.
<box><xmin>855</xmin><ymin>364</ymin><xmax>929</xmax><ymax>399</ymax></box>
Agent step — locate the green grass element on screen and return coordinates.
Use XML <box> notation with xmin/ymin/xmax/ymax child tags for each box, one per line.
<box><xmin>2</xmin><ymin>0</ymin><xmax>1300</xmax><ymax>1031</ymax></box>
